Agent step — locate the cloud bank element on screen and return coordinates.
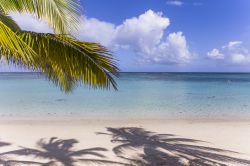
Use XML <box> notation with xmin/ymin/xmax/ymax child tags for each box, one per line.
<box><xmin>77</xmin><ymin>10</ymin><xmax>192</xmax><ymax>64</ymax></box>
<box><xmin>10</xmin><ymin>10</ymin><xmax>192</xmax><ymax>65</ymax></box>
<box><xmin>207</xmin><ymin>41</ymin><xmax>250</xmax><ymax>64</ymax></box>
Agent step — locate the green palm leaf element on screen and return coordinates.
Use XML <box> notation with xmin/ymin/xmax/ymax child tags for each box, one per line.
<box><xmin>4</xmin><ymin>32</ymin><xmax>118</xmax><ymax>92</ymax></box>
<box><xmin>0</xmin><ymin>0</ymin><xmax>80</xmax><ymax>34</ymax></box>
<box><xmin>0</xmin><ymin>12</ymin><xmax>20</xmax><ymax>31</ymax></box>
<box><xmin>0</xmin><ymin>20</ymin><xmax>37</xmax><ymax>64</ymax></box>
<box><xmin>0</xmin><ymin>0</ymin><xmax>118</xmax><ymax>92</ymax></box>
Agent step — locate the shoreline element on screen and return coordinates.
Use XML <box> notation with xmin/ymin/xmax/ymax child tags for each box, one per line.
<box><xmin>1</xmin><ymin>116</ymin><xmax>250</xmax><ymax>122</ymax></box>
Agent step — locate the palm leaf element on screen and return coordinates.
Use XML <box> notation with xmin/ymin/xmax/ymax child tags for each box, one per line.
<box><xmin>2</xmin><ymin>32</ymin><xmax>118</xmax><ymax>92</ymax></box>
<box><xmin>0</xmin><ymin>0</ymin><xmax>119</xmax><ymax>92</ymax></box>
<box><xmin>0</xmin><ymin>0</ymin><xmax>81</xmax><ymax>34</ymax></box>
<box><xmin>0</xmin><ymin>12</ymin><xmax>20</xmax><ymax>31</ymax></box>
<box><xmin>0</xmin><ymin>20</ymin><xmax>37</xmax><ymax>64</ymax></box>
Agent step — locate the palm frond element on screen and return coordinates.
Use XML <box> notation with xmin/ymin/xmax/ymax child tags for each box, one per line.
<box><xmin>2</xmin><ymin>31</ymin><xmax>118</xmax><ymax>92</ymax></box>
<box><xmin>0</xmin><ymin>12</ymin><xmax>20</xmax><ymax>31</ymax></box>
<box><xmin>0</xmin><ymin>0</ymin><xmax>81</xmax><ymax>34</ymax></box>
<box><xmin>0</xmin><ymin>20</ymin><xmax>36</xmax><ymax>63</ymax></box>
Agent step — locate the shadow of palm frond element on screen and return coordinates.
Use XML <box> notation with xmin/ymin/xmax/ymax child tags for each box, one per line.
<box><xmin>1</xmin><ymin>137</ymin><xmax>127</xmax><ymax>166</ymax></box>
<box><xmin>0</xmin><ymin>141</ymin><xmax>40</xmax><ymax>166</ymax></box>
<box><xmin>0</xmin><ymin>140</ymin><xmax>12</xmax><ymax>165</ymax></box>
<box><xmin>0</xmin><ymin>141</ymin><xmax>11</xmax><ymax>147</ymax></box>
<box><xmin>100</xmin><ymin>127</ymin><xmax>250</xmax><ymax>166</ymax></box>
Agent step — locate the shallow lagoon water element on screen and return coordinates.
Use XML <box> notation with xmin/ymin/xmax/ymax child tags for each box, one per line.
<box><xmin>1</xmin><ymin>72</ymin><xmax>250</xmax><ymax>120</ymax></box>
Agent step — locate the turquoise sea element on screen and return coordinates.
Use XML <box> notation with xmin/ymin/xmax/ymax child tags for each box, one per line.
<box><xmin>1</xmin><ymin>72</ymin><xmax>250</xmax><ymax>120</ymax></box>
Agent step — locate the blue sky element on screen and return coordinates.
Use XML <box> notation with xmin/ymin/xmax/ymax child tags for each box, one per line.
<box><xmin>1</xmin><ymin>0</ymin><xmax>250</xmax><ymax>72</ymax></box>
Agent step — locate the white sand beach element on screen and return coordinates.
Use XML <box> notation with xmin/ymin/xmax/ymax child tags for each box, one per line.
<box><xmin>0</xmin><ymin>119</ymin><xmax>250</xmax><ymax>165</ymax></box>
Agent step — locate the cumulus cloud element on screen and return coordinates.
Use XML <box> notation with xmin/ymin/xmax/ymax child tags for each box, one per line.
<box><xmin>207</xmin><ymin>49</ymin><xmax>224</xmax><ymax>59</ymax></box>
<box><xmin>166</xmin><ymin>0</ymin><xmax>183</xmax><ymax>6</ymax></box>
<box><xmin>10</xmin><ymin>13</ymin><xmax>53</xmax><ymax>33</ymax></box>
<box><xmin>77</xmin><ymin>10</ymin><xmax>192</xmax><ymax>64</ymax></box>
<box><xmin>114</xmin><ymin>10</ymin><xmax>170</xmax><ymax>49</ymax></box>
<box><xmin>207</xmin><ymin>41</ymin><xmax>250</xmax><ymax>64</ymax></box>
<box><xmin>226</xmin><ymin>41</ymin><xmax>242</xmax><ymax>49</ymax></box>
<box><xmin>139</xmin><ymin>32</ymin><xmax>191</xmax><ymax>64</ymax></box>
<box><xmin>76</xmin><ymin>10</ymin><xmax>170</xmax><ymax>49</ymax></box>
<box><xmin>76</xmin><ymin>17</ymin><xmax>116</xmax><ymax>47</ymax></box>
<box><xmin>10</xmin><ymin>10</ymin><xmax>192</xmax><ymax>65</ymax></box>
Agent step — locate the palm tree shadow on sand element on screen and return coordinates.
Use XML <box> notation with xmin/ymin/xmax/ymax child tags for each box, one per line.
<box><xmin>0</xmin><ymin>141</ymin><xmax>13</xmax><ymax>165</ymax></box>
<box><xmin>0</xmin><ymin>137</ymin><xmax>127</xmax><ymax>166</ymax></box>
<box><xmin>98</xmin><ymin>127</ymin><xmax>250</xmax><ymax>166</ymax></box>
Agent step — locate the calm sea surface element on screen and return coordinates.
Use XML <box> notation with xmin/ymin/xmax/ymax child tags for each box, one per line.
<box><xmin>1</xmin><ymin>72</ymin><xmax>250</xmax><ymax>120</ymax></box>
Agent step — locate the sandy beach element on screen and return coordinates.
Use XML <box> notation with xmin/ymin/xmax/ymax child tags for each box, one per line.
<box><xmin>0</xmin><ymin>119</ymin><xmax>250</xmax><ymax>165</ymax></box>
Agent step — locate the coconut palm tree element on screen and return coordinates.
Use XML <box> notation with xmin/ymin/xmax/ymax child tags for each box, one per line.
<box><xmin>0</xmin><ymin>0</ymin><xmax>118</xmax><ymax>92</ymax></box>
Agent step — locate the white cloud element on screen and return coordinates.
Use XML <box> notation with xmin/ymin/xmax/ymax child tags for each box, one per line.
<box><xmin>207</xmin><ymin>49</ymin><xmax>224</xmax><ymax>59</ymax></box>
<box><xmin>10</xmin><ymin>10</ymin><xmax>192</xmax><ymax>65</ymax></box>
<box><xmin>114</xmin><ymin>10</ymin><xmax>170</xmax><ymax>49</ymax></box>
<box><xmin>231</xmin><ymin>53</ymin><xmax>246</xmax><ymax>64</ymax></box>
<box><xmin>10</xmin><ymin>13</ymin><xmax>53</xmax><ymax>33</ymax></box>
<box><xmin>226</xmin><ymin>41</ymin><xmax>242</xmax><ymax>48</ymax></box>
<box><xmin>76</xmin><ymin>16</ymin><xmax>116</xmax><ymax>47</ymax></box>
<box><xmin>140</xmin><ymin>32</ymin><xmax>191</xmax><ymax>64</ymax></box>
<box><xmin>166</xmin><ymin>0</ymin><xmax>183</xmax><ymax>6</ymax></box>
<box><xmin>207</xmin><ymin>41</ymin><xmax>250</xmax><ymax>64</ymax></box>
<box><xmin>77</xmin><ymin>10</ymin><xmax>192</xmax><ymax>64</ymax></box>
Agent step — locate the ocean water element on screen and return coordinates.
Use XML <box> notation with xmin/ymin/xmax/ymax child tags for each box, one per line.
<box><xmin>1</xmin><ymin>72</ymin><xmax>250</xmax><ymax>120</ymax></box>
